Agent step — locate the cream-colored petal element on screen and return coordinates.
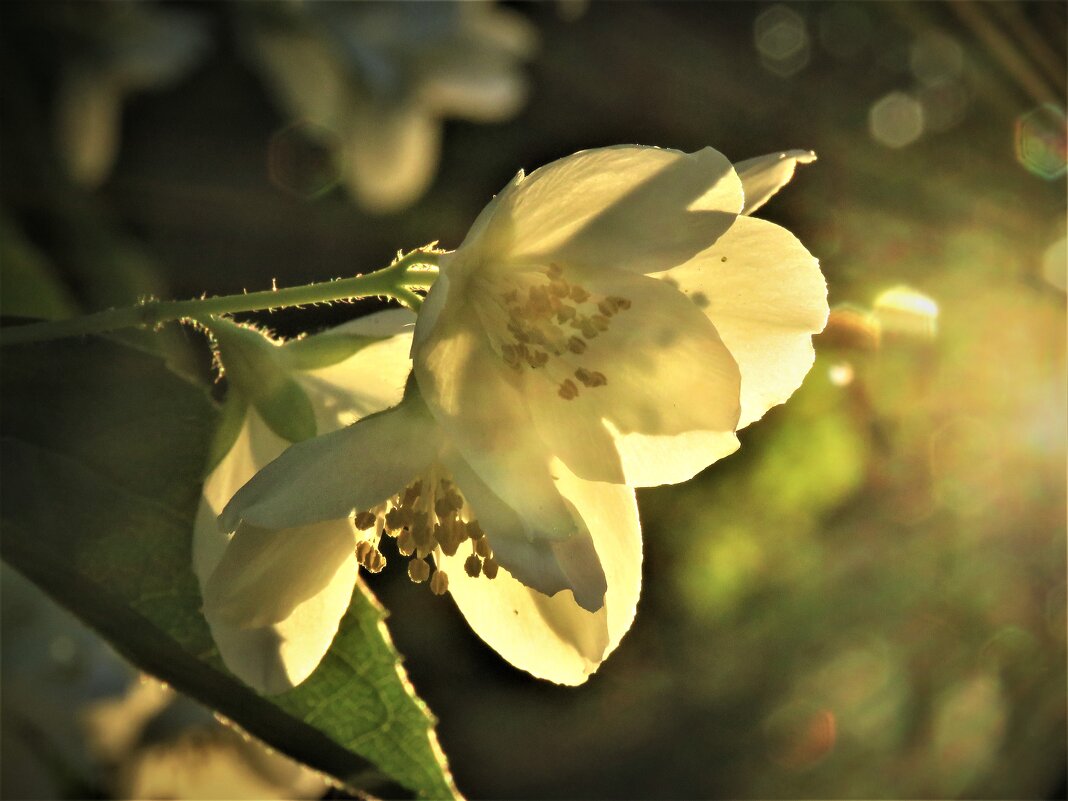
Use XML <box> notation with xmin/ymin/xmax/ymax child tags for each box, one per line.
<box><xmin>193</xmin><ymin>411</ymin><xmax>358</xmax><ymax>694</ymax></box>
<box><xmin>203</xmin><ymin>520</ymin><xmax>356</xmax><ymax>629</ymax></box>
<box><xmin>483</xmin><ymin>146</ymin><xmax>743</xmax><ymax>274</ymax></box>
<box><xmin>413</xmin><ymin>294</ymin><xmax>577</xmax><ymax>540</ymax></box>
<box><xmin>341</xmin><ymin>102</ymin><xmax>440</xmax><ymax>213</ymax></box>
<box><xmin>523</xmin><ymin>269</ymin><xmax>742</xmax><ymax>487</ymax></box>
<box><xmin>194</xmin><ymin>411</ymin><xmax>290</xmax><ymax>583</ymax></box>
<box><xmin>441</xmin><ymin>459</ymin><xmax>641</xmax><ymax>685</ymax></box>
<box><xmin>296</xmin><ymin>310</ymin><xmax>415</xmax><ymax>430</ymax></box>
<box><xmin>220</xmin><ymin>399</ymin><xmax>440</xmax><ymax>532</ymax></box>
<box><xmin>444</xmin><ymin>453</ymin><xmax>607</xmax><ymax>612</ymax></box>
<box><xmin>734</xmin><ymin>149</ymin><xmax>816</xmax><ymax>215</ymax></box>
<box><xmin>659</xmin><ymin>215</ymin><xmax>828</xmax><ymax>428</ymax></box>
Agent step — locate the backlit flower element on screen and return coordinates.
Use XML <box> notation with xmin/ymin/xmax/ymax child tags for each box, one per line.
<box><xmin>209</xmin><ymin>313</ymin><xmax>639</xmax><ymax>688</ymax></box>
<box><xmin>243</xmin><ymin>1</ymin><xmax>535</xmax><ymax>212</ymax></box>
<box><xmin>194</xmin><ymin>310</ymin><xmax>414</xmax><ymax>694</ymax></box>
<box><xmin>411</xmin><ymin>145</ymin><xmax>828</xmax><ymax>522</ymax></box>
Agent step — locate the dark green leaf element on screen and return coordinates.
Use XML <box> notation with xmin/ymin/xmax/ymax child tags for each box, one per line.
<box><xmin>0</xmin><ymin>336</ymin><xmax>458</xmax><ymax>800</ymax></box>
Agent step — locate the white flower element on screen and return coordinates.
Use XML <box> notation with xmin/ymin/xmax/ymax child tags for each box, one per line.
<box><xmin>213</xmin><ymin>145</ymin><xmax>825</xmax><ymax>691</ymax></box>
<box><xmin>209</xmin><ymin>312</ymin><xmax>640</xmax><ymax>688</ymax></box>
<box><xmin>194</xmin><ymin>310</ymin><xmax>415</xmax><ymax>694</ymax></box>
<box><xmin>410</xmin><ymin>145</ymin><xmax>828</xmax><ymax>517</ymax></box>
<box><xmin>243</xmin><ymin>1</ymin><xmax>535</xmax><ymax>212</ymax></box>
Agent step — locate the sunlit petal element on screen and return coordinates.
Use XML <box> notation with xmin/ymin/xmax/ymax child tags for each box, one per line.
<box><xmin>522</xmin><ymin>269</ymin><xmax>741</xmax><ymax>486</ymax></box>
<box><xmin>659</xmin><ymin>216</ymin><xmax>828</xmax><ymax>428</ymax></box>
<box><xmin>220</xmin><ymin>397</ymin><xmax>441</xmax><ymax>532</ymax></box>
<box><xmin>203</xmin><ymin>520</ymin><xmax>356</xmax><ymax>630</ymax></box>
<box><xmin>484</xmin><ymin>146</ymin><xmax>743</xmax><ymax>273</ymax></box>
<box><xmin>441</xmin><ymin>460</ymin><xmax>640</xmax><ymax>684</ymax></box>
<box><xmin>445</xmin><ymin>453</ymin><xmax>607</xmax><ymax>612</ymax></box>
<box><xmin>296</xmin><ymin>309</ymin><xmax>415</xmax><ymax>429</ymax></box>
<box><xmin>414</xmin><ymin>294</ymin><xmax>578</xmax><ymax>540</ymax></box>
<box><xmin>734</xmin><ymin>149</ymin><xmax>817</xmax><ymax>215</ymax></box>
<box><xmin>194</xmin><ymin>411</ymin><xmax>357</xmax><ymax>694</ymax></box>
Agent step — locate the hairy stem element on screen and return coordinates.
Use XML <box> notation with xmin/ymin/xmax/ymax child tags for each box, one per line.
<box><xmin>1</xmin><ymin>252</ymin><xmax>439</xmax><ymax>346</ymax></box>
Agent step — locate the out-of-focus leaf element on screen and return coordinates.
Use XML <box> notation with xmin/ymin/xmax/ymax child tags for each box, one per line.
<box><xmin>0</xmin><ymin>215</ymin><xmax>80</xmax><ymax>320</ymax></box>
<box><xmin>0</xmin><ymin>336</ymin><xmax>458</xmax><ymax>800</ymax></box>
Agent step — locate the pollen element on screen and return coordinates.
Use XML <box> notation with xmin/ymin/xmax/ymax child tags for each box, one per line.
<box><xmin>492</xmin><ymin>264</ymin><xmax>630</xmax><ymax>402</ymax></box>
<box><xmin>351</xmin><ymin>473</ymin><xmax>501</xmax><ymax>596</ymax></box>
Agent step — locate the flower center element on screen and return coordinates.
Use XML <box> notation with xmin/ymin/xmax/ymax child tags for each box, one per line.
<box><xmin>489</xmin><ymin>263</ymin><xmax>631</xmax><ymax>401</ymax></box>
<box><xmin>351</xmin><ymin>472</ymin><xmax>498</xmax><ymax>596</ymax></box>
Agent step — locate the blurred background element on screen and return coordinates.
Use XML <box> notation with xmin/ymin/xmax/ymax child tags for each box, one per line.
<box><xmin>1</xmin><ymin>1</ymin><xmax>1065</xmax><ymax>799</ymax></box>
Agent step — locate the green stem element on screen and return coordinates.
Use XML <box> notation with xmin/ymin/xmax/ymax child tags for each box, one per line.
<box><xmin>1</xmin><ymin>252</ymin><xmax>439</xmax><ymax>346</ymax></box>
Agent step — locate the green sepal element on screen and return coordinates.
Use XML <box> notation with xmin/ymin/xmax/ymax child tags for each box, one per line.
<box><xmin>282</xmin><ymin>332</ymin><xmax>384</xmax><ymax>371</ymax></box>
<box><xmin>203</xmin><ymin>391</ymin><xmax>249</xmax><ymax>476</ymax></box>
<box><xmin>207</xmin><ymin>318</ymin><xmax>317</xmax><ymax>444</ymax></box>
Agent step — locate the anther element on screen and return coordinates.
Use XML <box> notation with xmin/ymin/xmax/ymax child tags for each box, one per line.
<box><xmin>567</xmin><ymin>336</ymin><xmax>587</xmax><ymax>354</ymax></box>
<box><xmin>403</xmin><ymin>481</ymin><xmax>422</xmax><ymax>505</ymax></box>
<box><xmin>408</xmin><ymin>558</ymin><xmax>430</xmax><ymax>583</ymax></box>
<box><xmin>570</xmin><ymin>285</ymin><xmax>590</xmax><ymax>303</ymax></box>
<box><xmin>413</xmin><ymin>522</ymin><xmax>433</xmax><ymax>553</ymax></box>
<box><xmin>597</xmin><ymin>299</ymin><xmax>616</xmax><ymax>317</ymax></box>
<box><xmin>430</xmin><ymin>569</ymin><xmax>449</xmax><ymax>596</ymax></box>
<box><xmin>396</xmin><ymin>529</ymin><xmax>416</xmax><ymax>556</ymax></box>
<box><xmin>354</xmin><ymin>511</ymin><xmax>377</xmax><ymax>530</ymax></box>
<box><xmin>549</xmin><ymin>280</ymin><xmax>569</xmax><ymax>298</ymax></box>
<box><xmin>575</xmin><ymin>368</ymin><xmax>607</xmax><ymax>388</ymax></box>
<box><xmin>547</xmin><ymin>263</ymin><xmax>564</xmax><ymax>278</ymax></box>
<box><xmin>501</xmin><ymin>344</ymin><xmax>521</xmax><ymax>369</ymax></box>
<box><xmin>355</xmin><ymin>540</ymin><xmax>374</xmax><ymax>562</ymax></box>
<box><xmin>526</xmin><ymin>349</ymin><xmax>548</xmax><ymax>368</ymax></box>
<box><xmin>364</xmin><ymin>549</ymin><xmax>386</xmax><ymax>573</ymax></box>
<box><xmin>435</xmin><ymin>521</ymin><xmax>462</xmax><ymax>557</ymax></box>
<box><xmin>464</xmin><ymin>554</ymin><xmax>482</xmax><ymax>578</ymax></box>
<box><xmin>558</xmin><ymin>379</ymin><xmax>579</xmax><ymax>400</ymax></box>
<box><xmin>556</xmin><ymin>305</ymin><xmax>577</xmax><ymax>323</ymax></box>
<box><xmin>483</xmin><ymin>557</ymin><xmax>499</xmax><ymax>580</ymax></box>
<box><xmin>474</xmin><ymin>537</ymin><xmax>492</xmax><ymax>559</ymax></box>
<box><xmin>591</xmin><ymin>314</ymin><xmax>610</xmax><ymax>331</ymax></box>
<box><xmin>385</xmin><ymin>507</ymin><xmax>411</xmax><ymax>531</ymax></box>
<box><xmin>609</xmin><ymin>296</ymin><xmax>631</xmax><ymax>311</ymax></box>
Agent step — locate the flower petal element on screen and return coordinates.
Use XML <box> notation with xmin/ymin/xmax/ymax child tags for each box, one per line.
<box><xmin>659</xmin><ymin>215</ymin><xmax>828</xmax><ymax>428</ymax></box>
<box><xmin>413</xmin><ymin>292</ymin><xmax>579</xmax><ymax>540</ymax></box>
<box><xmin>523</xmin><ymin>269</ymin><xmax>742</xmax><ymax>487</ymax></box>
<box><xmin>485</xmin><ymin>146</ymin><xmax>743</xmax><ymax>273</ymax></box>
<box><xmin>444</xmin><ymin>453</ymin><xmax>607</xmax><ymax>612</ymax></box>
<box><xmin>734</xmin><ymin>149</ymin><xmax>816</xmax><ymax>215</ymax></box>
<box><xmin>193</xmin><ymin>411</ymin><xmax>357</xmax><ymax>694</ymax></box>
<box><xmin>296</xmin><ymin>309</ymin><xmax>415</xmax><ymax>430</ymax></box>
<box><xmin>203</xmin><ymin>520</ymin><xmax>356</xmax><ymax>629</ymax></box>
<box><xmin>220</xmin><ymin>398</ymin><xmax>440</xmax><ymax>532</ymax></box>
<box><xmin>440</xmin><ymin>460</ymin><xmax>641</xmax><ymax>684</ymax></box>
